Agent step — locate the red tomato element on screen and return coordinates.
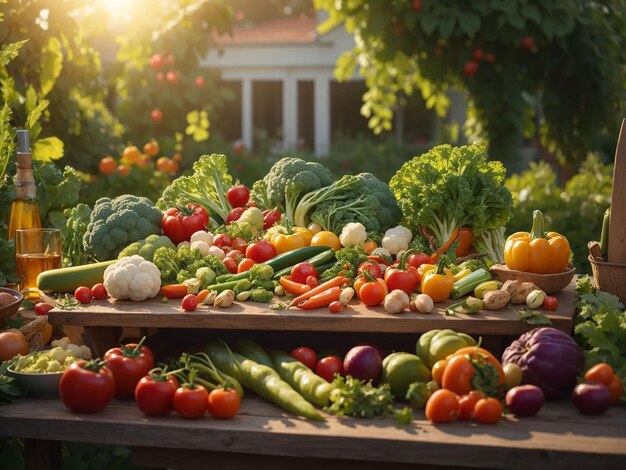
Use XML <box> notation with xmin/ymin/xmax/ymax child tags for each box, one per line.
<box><xmin>520</xmin><ymin>36</ymin><xmax>535</xmax><ymax>49</ymax></box>
<box><xmin>135</xmin><ymin>372</ymin><xmax>178</xmax><ymax>416</ymax></box>
<box><xmin>305</xmin><ymin>275</ymin><xmax>319</xmax><ymax>288</ymax></box>
<box><xmin>237</xmin><ymin>258</ymin><xmax>256</xmax><ymax>273</ymax></box>
<box><xmin>328</xmin><ymin>300</ymin><xmax>344</xmax><ymax>313</ymax></box>
<box><xmin>474</xmin><ymin>398</ymin><xmax>502</xmax><ymax>424</ymax></box>
<box><xmin>207</xmin><ymin>387</ymin><xmax>241</xmax><ymax>419</ymax></box>
<box><xmin>441</xmin><ymin>355</ymin><xmax>475</xmax><ymax>396</ymax></box>
<box><xmin>34</xmin><ymin>302</ymin><xmax>53</xmax><ymax>316</ymax></box>
<box><xmin>91</xmin><ymin>283</ymin><xmax>108</xmax><ymax>300</ymax></box>
<box><xmin>383</xmin><ymin>264</ymin><xmax>420</xmax><ymax>295</ymax></box>
<box><xmin>290</xmin><ymin>347</ymin><xmax>318</xmax><ymax>370</ymax></box>
<box><xmin>103</xmin><ymin>340</ymin><xmax>155</xmax><ymax>398</ymax></box>
<box><xmin>213</xmin><ymin>233</ymin><xmax>233</xmax><ymax>248</ymax></box>
<box><xmin>181</xmin><ymin>294</ymin><xmax>198</xmax><ymax>312</ymax></box>
<box><xmin>315</xmin><ymin>356</ymin><xmax>344</xmax><ymax>382</ymax></box>
<box><xmin>357</xmin><ymin>261</ymin><xmax>382</xmax><ymax>279</ymax></box>
<box><xmin>173</xmin><ymin>385</ymin><xmax>208</xmax><ymax>419</ymax></box>
<box><xmin>458</xmin><ymin>393</ymin><xmax>479</xmax><ymax>421</ymax></box>
<box><xmin>607</xmin><ymin>375</ymin><xmax>624</xmax><ymax>403</ymax></box>
<box><xmin>291</xmin><ymin>263</ymin><xmax>318</xmax><ymax>284</ymax></box>
<box><xmin>226</xmin><ymin>184</ymin><xmax>250</xmax><ymax>208</ymax></box>
<box><xmin>223</xmin><ymin>257</ymin><xmax>238</xmax><ymax>274</ymax></box>
<box><xmin>263</xmin><ymin>209</ymin><xmax>282</xmax><ymax>230</ymax></box>
<box><xmin>472</xmin><ymin>49</ymin><xmax>484</xmax><ymax>61</ymax></box>
<box><xmin>225</xmin><ymin>249</ymin><xmax>243</xmax><ymax>260</ymax></box>
<box><xmin>226</xmin><ymin>207</ymin><xmax>246</xmax><ymax>225</ymax></box>
<box><xmin>59</xmin><ymin>360</ymin><xmax>115</xmax><ymax>413</ymax></box>
<box><xmin>407</xmin><ymin>253</ymin><xmax>432</xmax><ymax>270</ymax></box>
<box><xmin>231</xmin><ymin>237</ymin><xmax>248</xmax><ymax>253</ymax></box>
<box><xmin>359</xmin><ymin>279</ymin><xmax>387</xmax><ymax>307</ymax></box>
<box><xmin>162</xmin><ymin>204</ymin><xmax>209</xmax><ymax>244</ymax></box>
<box><xmin>246</xmin><ymin>241</ymin><xmax>277</xmax><ymax>263</ymax></box>
<box><xmin>74</xmin><ymin>286</ymin><xmax>93</xmax><ymax>304</ymax></box>
<box><xmin>542</xmin><ymin>296</ymin><xmax>558</xmax><ymax>310</ymax></box>
<box><xmin>584</xmin><ymin>363</ymin><xmax>614</xmax><ymax>386</ymax></box>
<box><xmin>463</xmin><ymin>61</ymin><xmax>479</xmax><ymax>76</ymax></box>
<box><xmin>425</xmin><ymin>389</ymin><xmax>460</xmax><ymax>423</ymax></box>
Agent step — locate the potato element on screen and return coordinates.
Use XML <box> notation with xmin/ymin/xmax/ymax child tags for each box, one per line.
<box><xmin>502</xmin><ymin>280</ymin><xmax>540</xmax><ymax>304</ymax></box>
<box><xmin>484</xmin><ymin>289</ymin><xmax>511</xmax><ymax>311</ymax></box>
<box><xmin>0</xmin><ymin>292</ymin><xmax>16</xmax><ymax>306</ymax></box>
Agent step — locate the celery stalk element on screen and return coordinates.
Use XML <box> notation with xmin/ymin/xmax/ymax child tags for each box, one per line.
<box><xmin>449</xmin><ymin>268</ymin><xmax>492</xmax><ymax>299</ymax></box>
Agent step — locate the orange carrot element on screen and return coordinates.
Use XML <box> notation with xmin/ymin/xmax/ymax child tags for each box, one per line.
<box><xmin>296</xmin><ymin>287</ymin><xmax>342</xmax><ymax>310</ymax></box>
<box><xmin>159</xmin><ymin>284</ymin><xmax>189</xmax><ymax>299</ymax></box>
<box><xmin>288</xmin><ymin>276</ymin><xmax>349</xmax><ymax>307</ymax></box>
<box><xmin>279</xmin><ymin>276</ymin><xmax>311</xmax><ymax>296</ymax></box>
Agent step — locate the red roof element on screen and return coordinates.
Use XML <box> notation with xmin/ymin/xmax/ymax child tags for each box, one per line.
<box><xmin>214</xmin><ymin>17</ymin><xmax>318</xmax><ymax>45</ymax></box>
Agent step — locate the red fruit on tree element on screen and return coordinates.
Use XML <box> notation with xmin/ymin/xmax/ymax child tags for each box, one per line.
<box><xmin>434</xmin><ymin>46</ymin><xmax>442</xmax><ymax>57</ymax></box>
<box><xmin>195</xmin><ymin>76</ymin><xmax>205</xmax><ymax>87</ymax></box>
<box><xmin>412</xmin><ymin>0</ymin><xmax>422</xmax><ymax>12</ymax></box>
<box><xmin>463</xmin><ymin>61</ymin><xmax>479</xmax><ymax>76</ymax></box>
<box><xmin>156</xmin><ymin>72</ymin><xmax>164</xmax><ymax>81</ymax></box>
<box><xmin>166</xmin><ymin>54</ymin><xmax>175</xmax><ymax>65</ymax></box>
<box><xmin>166</xmin><ymin>71</ymin><xmax>179</xmax><ymax>84</ymax></box>
<box><xmin>485</xmin><ymin>53</ymin><xmax>496</xmax><ymax>64</ymax></box>
<box><xmin>150</xmin><ymin>54</ymin><xmax>163</xmax><ymax>69</ymax></box>
<box><xmin>151</xmin><ymin>109</ymin><xmax>163</xmax><ymax>122</ymax></box>
<box><xmin>520</xmin><ymin>36</ymin><xmax>535</xmax><ymax>49</ymax></box>
<box><xmin>472</xmin><ymin>49</ymin><xmax>484</xmax><ymax>61</ymax></box>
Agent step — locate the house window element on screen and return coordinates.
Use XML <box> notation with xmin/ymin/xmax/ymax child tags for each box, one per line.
<box><xmin>297</xmin><ymin>80</ymin><xmax>314</xmax><ymax>151</ymax></box>
<box><xmin>214</xmin><ymin>80</ymin><xmax>242</xmax><ymax>142</ymax></box>
<box><xmin>253</xmin><ymin>80</ymin><xmax>283</xmax><ymax>144</ymax></box>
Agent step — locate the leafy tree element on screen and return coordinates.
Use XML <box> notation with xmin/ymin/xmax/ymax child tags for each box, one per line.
<box><xmin>315</xmin><ymin>0</ymin><xmax>626</xmax><ymax>167</ymax></box>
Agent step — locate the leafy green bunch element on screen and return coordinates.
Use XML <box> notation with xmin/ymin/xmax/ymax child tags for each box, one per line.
<box><xmin>153</xmin><ymin>245</ymin><xmax>227</xmax><ymax>285</ymax></box>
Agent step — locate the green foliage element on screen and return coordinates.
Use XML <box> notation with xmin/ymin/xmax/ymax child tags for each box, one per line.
<box><xmin>315</xmin><ymin>0</ymin><xmax>626</xmax><ymax>166</ymax></box>
<box><xmin>118</xmin><ymin>234</ymin><xmax>175</xmax><ymax>263</ymax></box>
<box><xmin>49</xmin><ymin>203</ymin><xmax>93</xmax><ymax>267</ymax></box>
<box><xmin>506</xmin><ymin>154</ymin><xmax>612</xmax><ymax>273</ymax></box>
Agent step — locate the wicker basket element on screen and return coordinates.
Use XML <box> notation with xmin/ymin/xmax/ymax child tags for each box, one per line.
<box><xmin>17</xmin><ymin>311</ymin><xmax>50</xmax><ymax>352</ymax></box>
<box><xmin>588</xmin><ymin>255</ymin><xmax>626</xmax><ymax>304</ymax></box>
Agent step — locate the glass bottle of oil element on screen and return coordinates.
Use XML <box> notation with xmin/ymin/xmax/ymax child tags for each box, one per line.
<box><xmin>8</xmin><ymin>130</ymin><xmax>41</xmax><ymax>239</ymax></box>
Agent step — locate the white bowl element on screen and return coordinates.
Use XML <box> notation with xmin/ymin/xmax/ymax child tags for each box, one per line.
<box><xmin>7</xmin><ymin>367</ymin><xmax>62</xmax><ymax>397</ymax></box>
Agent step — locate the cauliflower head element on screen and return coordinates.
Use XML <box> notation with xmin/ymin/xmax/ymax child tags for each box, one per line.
<box><xmin>104</xmin><ymin>255</ymin><xmax>161</xmax><ymax>301</ymax></box>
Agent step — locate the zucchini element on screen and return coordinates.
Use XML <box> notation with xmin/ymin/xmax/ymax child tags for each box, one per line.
<box><xmin>272</xmin><ymin>248</ymin><xmax>335</xmax><ymax>279</ymax></box>
<box><xmin>37</xmin><ymin>260</ymin><xmax>117</xmax><ymax>293</ymax></box>
<box><xmin>216</xmin><ymin>245</ymin><xmax>331</xmax><ymax>283</ymax></box>
<box><xmin>315</xmin><ymin>261</ymin><xmax>337</xmax><ymax>276</ymax></box>
<box><xmin>234</xmin><ymin>340</ymin><xmax>274</xmax><ymax>369</ymax></box>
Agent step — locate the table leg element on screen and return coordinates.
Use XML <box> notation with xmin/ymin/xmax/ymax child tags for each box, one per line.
<box><xmin>82</xmin><ymin>326</ymin><xmax>119</xmax><ymax>357</ymax></box>
<box><xmin>25</xmin><ymin>439</ymin><xmax>61</xmax><ymax>470</ymax></box>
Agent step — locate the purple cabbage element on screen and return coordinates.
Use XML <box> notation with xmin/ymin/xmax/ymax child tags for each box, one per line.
<box><xmin>502</xmin><ymin>327</ymin><xmax>584</xmax><ymax>400</ymax></box>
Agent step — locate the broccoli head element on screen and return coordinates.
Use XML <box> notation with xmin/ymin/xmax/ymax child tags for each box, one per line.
<box><xmin>119</xmin><ymin>235</ymin><xmax>175</xmax><ymax>262</ymax></box>
<box><xmin>250</xmin><ymin>288</ymin><xmax>273</xmax><ymax>303</ymax></box>
<box><xmin>83</xmin><ymin>195</ymin><xmax>161</xmax><ymax>261</ymax></box>
<box><xmin>262</xmin><ymin>157</ymin><xmax>333</xmax><ymax>221</ymax></box>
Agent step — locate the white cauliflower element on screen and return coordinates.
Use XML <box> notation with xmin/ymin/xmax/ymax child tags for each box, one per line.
<box><xmin>190</xmin><ymin>240</ymin><xmax>210</xmax><ymax>256</ymax></box>
<box><xmin>190</xmin><ymin>230</ymin><xmax>214</xmax><ymax>246</ymax></box>
<box><xmin>339</xmin><ymin>222</ymin><xmax>367</xmax><ymax>248</ymax></box>
<box><xmin>382</xmin><ymin>225</ymin><xmax>413</xmax><ymax>255</ymax></box>
<box><xmin>104</xmin><ymin>255</ymin><xmax>161</xmax><ymax>301</ymax></box>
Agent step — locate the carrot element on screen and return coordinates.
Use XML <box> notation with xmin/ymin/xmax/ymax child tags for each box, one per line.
<box><xmin>288</xmin><ymin>276</ymin><xmax>349</xmax><ymax>308</ymax></box>
<box><xmin>431</xmin><ymin>227</ymin><xmax>473</xmax><ymax>261</ymax></box>
<box><xmin>295</xmin><ymin>287</ymin><xmax>342</xmax><ymax>310</ymax></box>
<box><xmin>159</xmin><ymin>284</ymin><xmax>189</xmax><ymax>299</ymax></box>
<box><xmin>279</xmin><ymin>276</ymin><xmax>311</xmax><ymax>296</ymax></box>
<box><xmin>196</xmin><ymin>289</ymin><xmax>210</xmax><ymax>303</ymax></box>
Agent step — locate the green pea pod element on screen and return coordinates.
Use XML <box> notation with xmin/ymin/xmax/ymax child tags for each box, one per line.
<box><xmin>204</xmin><ymin>342</ymin><xmax>247</xmax><ymax>386</ymax></box>
<box><xmin>269</xmin><ymin>350</ymin><xmax>335</xmax><ymax>407</ymax></box>
<box><xmin>234</xmin><ymin>339</ymin><xmax>275</xmax><ymax>369</ymax></box>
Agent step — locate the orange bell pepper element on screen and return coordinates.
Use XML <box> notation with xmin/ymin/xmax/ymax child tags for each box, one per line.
<box><xmin>504</xmin><ymin>210</ymin><xmax>570</xmax><ymax>274</ymax></box>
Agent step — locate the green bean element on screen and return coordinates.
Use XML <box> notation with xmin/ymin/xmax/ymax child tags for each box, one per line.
<box><xmin>269</xmin><ymin>350</ymin><xmax>335</xmax><ymax>407</ymax></box>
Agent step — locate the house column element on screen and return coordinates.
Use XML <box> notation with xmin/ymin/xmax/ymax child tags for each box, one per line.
<box><xmin>241</xmin><ymin>78</ymin><xmax>253</xmax><ymax>150</ymax></box>
<box><xmin>282</xmin><ymin>74</ymin><xmax>297</xmax><ymax>150</ymax></box>
<box><xmin>314</xmin><ymin>76</ymin><xmax>330</xmax><ymax>156</ymax></box>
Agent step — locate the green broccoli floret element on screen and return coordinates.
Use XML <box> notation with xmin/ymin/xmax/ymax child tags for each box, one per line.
<box><xmin>176</xmin><ymin>270</ymin><xmax>193</xmax><ymax>284</ymax></box>
<box><xmin>262</xmin><ymin>157</ymin><xmax>333</xmax><ymax>223</ymax></box>
<box><xmin>195</xmin><ymin>255</ymin><xmax>228</xmax><ymax>277</ymax></box>
<box><xmin>157</xmin><ymin>154</ymin><xmax>233</xmax><ymax>225</ymax></box>
<box><xmin>409</xmin><ymin>235</ymin><xmax>430</xmax><ymax>254</ymax></box>
<box><xmin>216</xmin><ymin>221</ymin><xmax>258</xmax><ymax>242</ymax></box>
<box><xmin>459</xmin><ymin>258</ymin><xmax>488</xmax><ymax>272</ymax></box>
<box><xmin>83</xmin><ymin>195</ymin><xmax>162</xmax><ymax>261</ymax></box>
<box><xmin>250</xmin><ymin>288</ymin><xmax>273</xmax><ymax>303</ymax></box>
<box><xmin>153</xmin><ymin>247</ymin><xmax>181</xmax><ymax>284</ymax></box>
<box><xmin>234</xmin><ymin>279</ymin><xmax>252</xmax><ymax>295</ymax></box>
<box><xmin>320</xmin><ymin>246</ymin><xmax>367</xmax><ymax>282</ymax></box>
<box><xmin>250</xmin><ymin>179</ymin><xmax>272</xmax><ymax>210</ymax></box>
<box><xmin>119</xmin><ymin>234</ymin><xmax>175</xmax><ymax>262</ymax></box>
<box><xmin>249</xmin><ymin>263</ymin><xmax>274</xmax><ymax>283</ymax></box>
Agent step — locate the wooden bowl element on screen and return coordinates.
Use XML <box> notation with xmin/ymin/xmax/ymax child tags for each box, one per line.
<box><xmin>489</xmin><ymin>264</ymin><xmax>576</xmax><ymax>294</ymax></box>
<box><xmin>0</xmin><ymin>287</ymin><xmax>24</xmax><ymax>327</ymax></box>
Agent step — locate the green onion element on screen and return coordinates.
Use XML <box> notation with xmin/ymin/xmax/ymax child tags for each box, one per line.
<box><xmin>450</xmin><ymin>268</ymin><xmax>492</xmax><ymax>299</ymax></box>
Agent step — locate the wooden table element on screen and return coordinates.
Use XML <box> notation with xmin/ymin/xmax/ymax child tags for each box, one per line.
<box><xmin>1</xmin><ymin>395</ymin><xmax>624</xmax><ymax>470</ymax></box>
<box><xmin>48</xmin><ymin>281</ymin><xmax>578</xmax><ymax>356</ymax></box>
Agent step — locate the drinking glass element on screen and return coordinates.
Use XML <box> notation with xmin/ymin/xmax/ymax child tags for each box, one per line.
<box><xmin>15</xmin><ymin>228</ymin><xmax>62</xmax><ymax>298</ymax></box>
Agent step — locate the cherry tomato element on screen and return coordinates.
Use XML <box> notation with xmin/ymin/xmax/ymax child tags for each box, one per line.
<box><xmin>74</xmin><ymin>286</ymin><xmax>93</xmax><ymax>304</ymax></box>
<box><xmin>305</xmin><ymin>275</ymin><xmax>319</xmax><ymax>288</ymax></box>
<box><xmin>357</xmin><ymin>261</ymin><xmax>382</xmax><ymax>279</ymax></box>
<box><xmin>225</xmin><ymin>249</ymin><xmax>243</xmax><ymax>260</ymax></box>
<box><xmin>104</xmin><ymin>340</ymin><xmax>154</xmax><ymax>398</ymax></box>
<box><xmin>223</xmin><ymin>257</ymin><xmax>238</xmax><ymax>274</ymax></box>
<box><xmin>584</xmin><ymin>363</ymin><xmax>614</xmax><ymax>386</ymax></box>
<box><xmin>246</xmin><ymin>241</ymin><xmax>277</xmax><ymax>263</ymax></box>
<box><xmin>458</xmin><ymin>393</ymin><xmax>479</xmax><ymax>421</ymax></box>
<box><xmin>59</xmin><ymin>360</ymin><xmax>115</xmax><ymax>413</ymax></box>
<box><xmin>431</xmin><ymin>359</ymin><xmax>447</xmax><ymax>385</ymax></box>
<box><xmin>474</xmin><ymin>397</ymin><xmax>502</xmax><ymax>424</ymax></box>
<box><xmin>503</xmin><ymin>363</ymin><xmax>523</xmax><ymax>389</ymax></box>
<box><xmin>407</xmin><ymin>253</ymin><xmax>432</xmax><ymax>270</ymax></box>
<box><xmin>34</xmin><ymin>302</ymin><xmax>54</xmax><ymax>316</ymax></box>
<box><xmin>213</xmin><ymin>233</ymin><xmax>233</xmax><ymax>248</ymax></box>
<box><xmin>315</xmin><ymin>356</ymin><xmax>344</xmax><ymax>382</ymax></box>
<box><xmin>291</xmin><ymin>262</ymin><xmax>318</xmax><ymax>284</ymax></box>
<box><xmin>237</xmin><ymin>258</ymin><xmax>256</xmax><ymax>273</ymax></box>
<box><xmin>91</xmin><ymin>283</ymin><xmax>108</xmax><ymax>300</ymax></box>
<box><xmin>173</xmin><ymin>385</ymin><xmax>209</xmax><ymax>419</ymax></box>
<box><xmin>359</xmin><ymin>278</ymin><xmax>387</xmax><ymax>307</ymax></box>
<box><xmin>226</xmin><ymin>207</ymin><xmax>246</xmax><ymax>225</ymax></box>
<box><xmin>607</xmin><ymin>374</ymin><xmax>624</xmax><ymax>403</ymax></box>
<box><xmin>425</xmin><ymin>389</ymin><xmax>460</xmax><ymax>423</ymax></box>
<box><xmin>208</xmin><ymin>387</ymin><xmax>241</xmax><ymax>419</ymax></box>
<box><xmin>290</xmin><ymin>346</ymin><xmax>318</xmax><ymax>370</ymax></box>
<box><xmin>542</xmin><ymin>296</ymin><xmax>558</xmax><ymax>310</ymax></box>
<box><xmin>263</xmin><ymin>209</ymin><xmax>282</xmax><ymax>230</ymax></box>
<box><xmin>135</xmin><ymin>372</ymin><xmax>178</xmax><ymax>416</ymax></box>
<box><xmin>328</xmin><ymin>300</ymin><xmax>344</xmax><ymax>313</ymax></box>
<box><xmin>181</xmin><ymin>294</ymin><xmax>198</xmax><ymax>312</ymax></box>
<box><xmin>227</xmin><ymin>184</ymin><xmax>250</xmax><ymax>208</ymax></box>
<box><xmin>162</xmin><ymin>204</ymin><xmax>209</xmax><ymax>245</ymax></box>
<box><xmin>231</xmin><ymin>237</ymin><xmax>248</xmax><ymax>253</ymax></box>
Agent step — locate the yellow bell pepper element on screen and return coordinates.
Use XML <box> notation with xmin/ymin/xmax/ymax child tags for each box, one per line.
<box><xmin>421</xmin><ymin>265</ymin><xmax>454</xmax><ymax>302</ymax></box>
<box><xmin>504</xmin><ymin>210</ymin><xmax>570</xmax><ymax>274</ymax></box>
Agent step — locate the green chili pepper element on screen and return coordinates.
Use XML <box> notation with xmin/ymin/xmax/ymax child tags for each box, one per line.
<box><xmin>235</xmin><ymin>340</ymin><xmax>275</xmax><ymax>369</ymax></box>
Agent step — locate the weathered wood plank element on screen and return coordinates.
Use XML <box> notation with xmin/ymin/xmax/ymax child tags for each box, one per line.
<box><xmin>1</xmin><ymin>396</ymin><xmax>624</xmax><ymax>470</ymax></box>
<box><xmin>48</xmin><ymin>280</ymin><xmax>577</xmax><ymax>336</ymax></box>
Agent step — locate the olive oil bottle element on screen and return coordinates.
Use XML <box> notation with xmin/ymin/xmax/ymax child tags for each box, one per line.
<box><xmin>8</xmin><ymin>130</ymin><xmax>41</xmax><ymax>239</ymax></box>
